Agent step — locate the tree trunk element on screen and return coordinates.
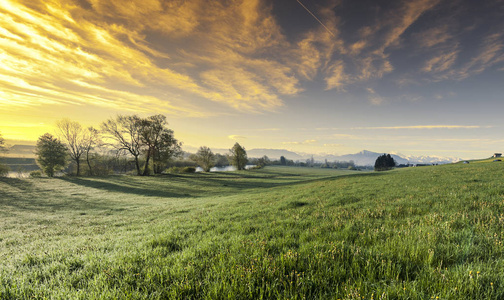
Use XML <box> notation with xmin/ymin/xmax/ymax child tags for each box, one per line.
<box><xmin>86</xmin><ymin>149</ymin><xmax>93</xmax><ymax>176</ymax></box>
<box><xmin>76</xmin><ymin>159</ymin><xmax>80</xmax><ymax>176</ymax></box>
<box><xmin>134</xmin><ymin>156</ymin><xmax>141</xmax><ymax>175</ymax></box>
<box><xmin>142</xmin><ymin>151</ymin><xmax>151</xmax><ymax>176</ymax></box>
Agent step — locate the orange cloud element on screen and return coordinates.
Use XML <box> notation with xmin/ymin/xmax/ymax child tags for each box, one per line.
<box><xmin>422</xmin><ymin>49</ymin><xmax>459</xmax><ymax>73</ymax></box>
<box><xmin>0</xmin><ymin>0</ymin><xmax>306</xmax><ymax>117</ymax></box>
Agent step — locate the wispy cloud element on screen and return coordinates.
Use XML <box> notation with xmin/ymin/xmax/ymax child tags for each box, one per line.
<box><xmin>228</xmin><ymin>135</ymin><xmax>247</xmax><ymax>140</ymax></box>
<box><xmin>456</xmin><ymin>32</ymin><xmax>504</xmax><ymax>79</ymax></box>
<box><xmin>283</xmin><ymin>139</ymin><xmax>318</xmax><ymax>145</ymax></box>
<box><xmin>416</xmin><ymin>25</ymin><xmax>454</xmax><ymax>48</ymax></box>
<box><xmin>0</xmin><ymin>0</ymin><xmax>209</xmax><ymax>116</ymax></box>
<box><xmin>1</xmin><ymin>0</ymin><xmax>502</xmax><ymax>118</ymax></box>
<box><xmin>422</xmin><ymin>49</ymin><xmax>459</xmax><ymax>73</ymax></box>
<box><xmin>421</xmin><ymin>31</ymin><xmax>504</xmax><ymax>81</ymax></box>
<box><xmin>325</xmin><ymin>60</ymin><xmax>348</xmax><ymax>90</ymax></box>
<box><xmin>350</xmin><ymin>125</ymin><xmax>493</xmax><ymax>130</ymax></box>
<box><xmin>0</xmin><ymin>0</ymin><xmax>304</xmax><ymax>115</ymax></box>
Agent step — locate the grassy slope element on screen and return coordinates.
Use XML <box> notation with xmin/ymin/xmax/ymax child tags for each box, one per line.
<box><xmin>1</xmin><ymin>165</ymin><xmax>504</xmax><ymax>299</ymax></box>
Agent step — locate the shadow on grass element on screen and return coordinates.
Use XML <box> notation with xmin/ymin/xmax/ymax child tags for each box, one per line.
<box><xmin>58</xmin><ymin>177</ymin><xmax>195</xmax><ymax>198</ymax></box>
<box><xmin>59</xmin><ymin>170</ymin><xmax>388</xmax><ymax>199</ymax></box>
<box><xmin>0</xmin><ymin>170</ymin><xmax>388</xmax><ymax>215</ymax></box>
<box><xmin>0</xmin><ymin>177</ymin><xmax>119</xmax><ymax>213</ymax></box>
<box><xmin>162</xmin><ymin>170</ymin><xmax>386</xmax><ymax>192</ymax></box>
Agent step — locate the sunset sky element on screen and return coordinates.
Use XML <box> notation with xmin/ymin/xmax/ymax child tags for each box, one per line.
<box><xmin>1</xmin><ymin>0</ymin><xmax>503</xmax><ymax>159</ymax></box>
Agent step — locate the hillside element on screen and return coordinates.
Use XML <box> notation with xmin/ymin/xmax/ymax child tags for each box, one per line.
<box><xmin>3</xmin><ymin>144</ymin><xmax>36</xmax><ymax>158</ymax></box>
<box><xmin>1</xmin><ymin>164</ymin><xmax>504</xmax><ymax>298</ymax></box>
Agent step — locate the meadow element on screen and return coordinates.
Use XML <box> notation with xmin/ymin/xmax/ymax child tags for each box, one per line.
<box><xmin>1</xmin><ymin>164</ymin><xmax>504</xmax><ymax>299</ymax></box>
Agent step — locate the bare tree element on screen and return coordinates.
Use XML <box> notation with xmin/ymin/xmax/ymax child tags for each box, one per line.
<box><xmin>190</xmin><ymin>146</ymin><xmax>215</xmax><ymax>172</ymax></box>
<box><xmin>140</xmin><ymin>115</ymin><xmax>181</xmax><ymax>175</ymax></box>
<box><xmin>84</xmin><ymin>126</ymin><xmax>101</xmax><ymax>176</ymax></box>
<box><xmin>101</xmin><ymin>115</ymin><xmax>143</xmax><ymax>175</ymax></box>
<box><xmin>56</xmin><ymin>119</ymin><xmax>87</xmax><ymax>176</ymax></box>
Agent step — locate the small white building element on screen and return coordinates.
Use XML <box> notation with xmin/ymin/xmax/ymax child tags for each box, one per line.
<box><xmin>493</xmin><ymin>153</ymin><xmax>502</xmax><ymax>158</ymax></box>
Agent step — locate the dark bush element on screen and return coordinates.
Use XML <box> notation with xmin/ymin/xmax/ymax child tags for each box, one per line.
<box><xmin>182</xmin><ymin>166</ymin><xmax>196</xmax><ymax>173</ymax></box>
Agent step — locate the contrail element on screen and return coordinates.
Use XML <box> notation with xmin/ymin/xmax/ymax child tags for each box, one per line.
<box><xmin>296</xmin><ymin>0</ymin><xmax>335</xmax><ymax>37</ymax></box>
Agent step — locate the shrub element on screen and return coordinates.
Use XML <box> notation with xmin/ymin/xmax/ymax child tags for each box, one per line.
<box><xmin>165</xmin><ymin>166</ymin><xmax>181</xmax><ymax>174</ymax></box>
<box><xmin>29</xmin><ymin>170</ymin><xmax>43</xmax><ymax>178</ymax></box>
<box><xmin>35</xmin><ymin>133</ymin><xmax>68</xmax><ymax>177</ymax></box>
<box><xmin>0</xmin><ymin>164</ymin><xmax>9</xmax><ymax>177</ymax></box>
<box><xmin>182</xmin><ymin>166</ymin><xmax>196</xmax><ymax>173</ymax></box>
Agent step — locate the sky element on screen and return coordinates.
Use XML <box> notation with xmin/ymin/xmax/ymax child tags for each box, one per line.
<box><xmin>0</xmin><ymin>0</ymin><xmax>503</xmax><ymax>159</ymax></box>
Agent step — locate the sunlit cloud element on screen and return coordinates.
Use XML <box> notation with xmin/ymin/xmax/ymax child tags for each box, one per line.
<box><xmin>255</xmin><ymin>128</ymin><xmax>281</xmax><ymax>132</ymax></box>
<box><xmin>283</xmin><ymin>139</ymin><xmax>318</xmax><ymax>145</ymax></box>
<box><xmin>420</xmin><ymin>31</ymin><xmax>504</xmax><ymax>81</ymax></box>
<box><xmin>456</xmin><ymin>32</ymin><xmax>504</xmax><ymax>79</ymax></box>
<box><xmin>350</xmin><ymin>125</ymin><xmax>493</xmax><ymax>130</ymax></box>
<box><xmin>228</xmin><ymin>135</ymin><xmax>247</xmax><ymax>141</ymax></box>
<box><xmin>332</xmin><ymin>134</ymin><xmax>357</xmax><ymax>139</ymax></box>
<box><xmin>416</xmin><ymin>25</ymin><xmax>454</xmax><ymax>48</ymax></box>
<box><xmin>0</xmin><ymin>0</ymin><xmax>308</xmax><ymax>116</ymax></box>
<box><xmin>325</xmin><ymin>61</ymin><xmax>348</xmax><ymax>90</ymax></box>
<box><xmin>2</xmin><ymin>0</ymin><xmax>499</xmax><ymax>119</ymax></box>
<box><xmin>0</xmin><ymin>0</ymin><xmax>212</xmax><ymax>116</ymax></box>
<box><xmin>422</xmin><ymin>50</ymin><xmax>459</xmax><ymax>73</ymax></box>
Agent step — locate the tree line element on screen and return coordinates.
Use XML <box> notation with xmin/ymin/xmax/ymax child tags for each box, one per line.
<box><xmin>0</xmin><ymin>132</ymin><xmax>8</xmax><ymax>176</ymax></box>
<box><xmin>31</xmin><ymin>115</ymin><xmax>249</xmax><ymax>177</ymax></box>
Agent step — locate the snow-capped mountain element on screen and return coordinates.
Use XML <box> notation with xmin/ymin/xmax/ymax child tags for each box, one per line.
<box><xmin>392</xmin><ymin>153</ymin><xmax>462</xmax><ymax>165</ymax></box>
<box><xmin>246</xmin><ymin>149</ymin><xmax>461</xmax><ymax>166</ymax></box>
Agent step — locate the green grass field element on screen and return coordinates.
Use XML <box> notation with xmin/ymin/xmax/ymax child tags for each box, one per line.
<box><xmin>1</xmin><ymin>164</ymin><xmax>504</xmax><ymax>299</ymax></box>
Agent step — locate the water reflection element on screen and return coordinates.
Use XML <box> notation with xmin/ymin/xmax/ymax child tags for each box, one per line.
<box><xmin>7</xmin><ymin>171</ymin><xmax>30</xmax><ymax>178</ymax></box>
<box><xmin>195</xmin><ymin>165</ymin><xmax>256</xmax><ymax>172</ymax></box>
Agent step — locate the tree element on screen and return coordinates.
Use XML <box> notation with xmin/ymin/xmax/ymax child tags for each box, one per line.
<box><xmin>139</xmin><ymin>115</ymin><xmax>181</xmax><ymax>175</ymax></box>
<box><xmin>151</xmin><ymin>129</ymin><xmax>182</xmax><ymax>174</ymax></box>
<box><xmin>83</xmin><ymin>126</ymin><xmax>101</xmax><ymax>176</ymax></box>
<box><xmin>56</xmin><ymin>119</ymin><xmax>88</xmax><ymax>176</ymax></box>
<box><xmin>214</xmin><ymin>153</ymin><xmax>229</xmax><ymax>167</ymax></box>
<box><xmin>257</xmin><ymin>155</ymin><xmax>270</xmax><ymax>168</ymax></box>
<box><xmin>190</xmin><ymin>146</ymin><xmax>215</xmax><ymax>172</ymax></box>
<box><xmin>35</xmin><ymin>133</ymin><xmax>68</xmax><ymax>177</ymax></box>
<box><xmin>280</xmin><ymin>156</ymin><xmax>287</xmax><ymax>166</ymax></box>
<box><xmin>102</xmin><ymin>115</ymin><xmax>181</xmax><ymax>176</ymax></box>
<box><xmin>228</xmin><ymin>143</ymin><xmax>247</xmax><ymax>170</ymax></box>
<box><xmin>374</xmin><ymin>154</ymin><xmax>396</xmax><ymax>171</ymax></box>
<box><xmin>0</xmin><ymin>132</ymin><xmax>9</xmax><ymax>177</ymax></box>
<box><xmin>0</xmin><ymin>132</ymin><xmax>5</xmax><ymax>153</ymax></box>
<box><xmin>101</xmin><ymin>115</ymin><xmax>143</xmax><ymax>175</ymax></box>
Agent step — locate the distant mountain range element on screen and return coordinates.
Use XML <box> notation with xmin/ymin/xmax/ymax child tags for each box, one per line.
<box><xmin>3</xmin><ymin>144</ymin><xmax>37</xmax><ymax>158</ymax></box>
<box><xmin>246</xmin><ymin>149</ymin><xmax>462</xmax><ymax>166</ymax></box>
<box><xmin>4</xmin><ymin>144</ymin><xmax>463</xmax><ymax>166</ymax></box>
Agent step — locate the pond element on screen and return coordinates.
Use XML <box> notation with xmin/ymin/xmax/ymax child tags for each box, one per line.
<box><xmin>6</xmin><ymin>171</ymin><xmax>31</xmax><ymax>178</ymax></box>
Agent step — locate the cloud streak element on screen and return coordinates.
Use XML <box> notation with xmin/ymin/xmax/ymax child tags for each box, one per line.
<box><xmin>0</xmin><ymin>0</ymin><xmax>502</xmax><ymax>119</ymax></box>
<box><xmin>350</xmin><ymin>125</ymin><xmax>493</xmax><ymax>130</ymax></box>
<box><xmin>283</xmin><ymin>139</ymin><xmax>318</xmax><ymax>145</ymax></box>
